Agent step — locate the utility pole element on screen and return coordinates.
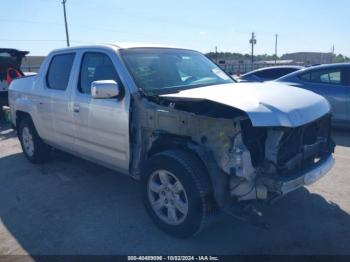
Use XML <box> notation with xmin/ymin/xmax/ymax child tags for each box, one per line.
<box><xmin>62</xmin><ymin>0</ymin><xmax>70</xmax><ymax>47</ymax></box>
<box><xmin>215</xmin><ymin>46</ymin><xmax>218</xmax><ymax>64</ymax></box>
<box><xmin>331</xmin><ymin>45</ymin><xmax>335</xmax><ymax>63</ymax></box>
<box><xmin>275</xmin><ymin>34</ymin><xmax>278</xmax><ymax>65</ymax></box>
<box><xmin>249</xmin><ymin>32</ymin><xmax>256</xmax><ymax>69</ymax></box>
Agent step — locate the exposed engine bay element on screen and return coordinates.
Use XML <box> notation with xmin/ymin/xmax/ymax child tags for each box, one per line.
<box><xmin>130</xmin><ymin>95</ymin><xmax>335</xmax><ymax>207</ymax></box>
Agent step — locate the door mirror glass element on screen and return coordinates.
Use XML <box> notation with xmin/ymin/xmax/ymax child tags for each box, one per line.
<box><xmin>91</xmin><ymin>80</ymin><xmax>120</xmax><ymax>99</ymax></box>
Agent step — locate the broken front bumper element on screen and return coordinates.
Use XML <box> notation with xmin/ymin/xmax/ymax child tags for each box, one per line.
<box><xmin>270</xmin><ymin>154</ymin><xmax>334</xmax><ymax>196</ymax></box>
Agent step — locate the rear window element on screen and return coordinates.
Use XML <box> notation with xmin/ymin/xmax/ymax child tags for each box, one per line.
<box><xmin>299</xmin><ymin>69</ymin><xmax>342</xmax><ymax>85</ymax></box>
<box><xmin>46</xmin><ymin>53</ymin><xmax>75</xmax><ymax>90</ymax></box>
<box><xmin>254</xmin><ymin>68</ymin><xmax>299</xmax><ymax>79</ymax></box>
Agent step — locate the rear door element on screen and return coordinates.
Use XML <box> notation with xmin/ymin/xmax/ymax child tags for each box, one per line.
<box><xmin>43</xmin><ymin>52</ymin><xmax>77</xmax><ymax>150</ymax></box>
<box><xmin>72</xmin><ymin>50</ymin><xmax>130</xmax><ymax>172</ymax></box>
<box><xmin>345</xmin><ymin>67</ymin><xmax>350</xmax><ymax>122</ymax></box>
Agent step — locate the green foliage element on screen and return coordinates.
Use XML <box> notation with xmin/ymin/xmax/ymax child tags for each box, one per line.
<box><xmin>332</xmin><ymin>54</ymin><xmax>350</xmax><ymax>63</ymax></box>
<box><xmin>206</xmin><ymin>52</ymin><xmax>278</xmax><ymax>62</ymax></box>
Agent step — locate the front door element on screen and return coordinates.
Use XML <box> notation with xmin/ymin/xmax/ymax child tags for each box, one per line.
<box><xmin>72</xmin><ymin>51</ymin><xmax>130</xmax><ymax>172</ymax></box>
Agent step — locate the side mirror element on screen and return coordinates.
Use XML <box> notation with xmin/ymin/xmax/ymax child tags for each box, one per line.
<box><xmin>91</xmin><ymin>80</ymin><xmax>120</xmax><ymax>99</ymax></box>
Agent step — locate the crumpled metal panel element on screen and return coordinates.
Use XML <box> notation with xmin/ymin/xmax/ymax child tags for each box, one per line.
<box><xmin>161</xmin><ymin>82</ymin><xmax>330</xmax><ymax>127</ymax></box>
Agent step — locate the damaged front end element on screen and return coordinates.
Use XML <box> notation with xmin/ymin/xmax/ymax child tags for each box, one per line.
<box><xmin>131</xmin><ymin>95</ymin><xmax>335</xmax><ymax>210</ymax></box>
<box><xmin>234</xmin><ymin>114</ymin><xmax>335</xmax><ymax>203</ymax></box>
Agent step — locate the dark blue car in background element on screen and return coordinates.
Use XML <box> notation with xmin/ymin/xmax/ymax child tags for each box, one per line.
<box><xmin>237</xmin><ymin>65</ymin><xmax>304</xmax><ymax>82</ymax></box>
<box><xmin>275</xmin><ymin>63</ymin><xmax>350</xmax><ymax>127</ymax></box>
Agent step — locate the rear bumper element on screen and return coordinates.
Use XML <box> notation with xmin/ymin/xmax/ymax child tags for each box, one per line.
<box><xmin>272</xmin><ymin>154</ymin><xmax>334</xmax><ymax>196</ymax></box>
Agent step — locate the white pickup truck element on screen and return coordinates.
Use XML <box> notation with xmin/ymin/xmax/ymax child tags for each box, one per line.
<box><xmin>9</xmin><ymin>43</ymin><xmax>335</xmax><ymax>237</ymax></box>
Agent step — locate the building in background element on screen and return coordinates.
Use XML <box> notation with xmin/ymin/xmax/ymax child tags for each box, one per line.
<box><xmin>216</xmin><ymin>59</ymin><xmax>302</xmax><ymax>75</ymax></box>
<box><xmin>281</xmin><ymin>52</ymin><xmax>333</xmax><ymax>65</ymax></box>
<box><xmin>215</xmin><ymin>52</ymin><xmax>335</xmax><ymax>74</ymax></box>
<box><xmin>21</xmin><ymin>56</ymin><xmax>46</xmax><ymax>72</ymax></box>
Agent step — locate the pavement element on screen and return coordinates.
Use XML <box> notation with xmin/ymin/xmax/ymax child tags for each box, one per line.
<box><xmin>0</xmin><ymin>120</ymin><xmax>350</xmax><ymax>255</ymax></box>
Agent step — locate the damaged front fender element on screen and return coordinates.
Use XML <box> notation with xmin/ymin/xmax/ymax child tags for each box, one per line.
<box><xmin>130</xmin><ymin>96</ymin><xmax>256</xmax><ymax>207</ymax></box>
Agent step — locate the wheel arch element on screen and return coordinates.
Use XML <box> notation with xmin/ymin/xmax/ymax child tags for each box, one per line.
<box><xmin>146</xmin><ymin>133</ymin><xmax>228</xmax><ymax>208</ymax></box>
<box><xmin>15</xmin><ymin>110</ymin><xmax>32</xmax><ymax>132</ymax></box>
<box><xmin>148</xmin><ymin>133</ymin><xmax>195</xmax><ymax>157</ymax></box>
<box><xmin>147</xmin><ymin>134</ymin><xmax>209</xmax><ymax>176</ymax></box>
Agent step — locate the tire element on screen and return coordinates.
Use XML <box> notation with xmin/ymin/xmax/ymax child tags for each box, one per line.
<box><xmin>18</xmin><ymin>116</ymin><xmax>51</xmax><ymax>163</ymax></box>
<box><xmin>141</xmin><ymin>149</ymin><xmax>217</xmax><ymax>238</ymax></box>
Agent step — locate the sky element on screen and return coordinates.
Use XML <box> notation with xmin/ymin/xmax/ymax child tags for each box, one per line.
<box><xmin>1</xmin><ymin>0</ymin><xmax>349</xmax><ymax>57</ymax></box>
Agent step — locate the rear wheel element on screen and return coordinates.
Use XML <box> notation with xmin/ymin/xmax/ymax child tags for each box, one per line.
<box><xmin>18</xmin><ymin>117</ymin><xmax>51</xmax><ymax>163</ymax></box>
<box><xmin>141</xmin><ymin>150</ymin><xmax>217</xmax><ymax>238</ymax></box>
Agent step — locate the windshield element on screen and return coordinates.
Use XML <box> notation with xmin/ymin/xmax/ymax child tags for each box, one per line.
<box><xmin>120</xmin><ymin>48</ymin><xmax>234</xmax><ymax>95</ymax></box>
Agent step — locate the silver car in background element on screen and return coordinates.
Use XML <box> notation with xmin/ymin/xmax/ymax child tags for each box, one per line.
<box><xmin>275</xmin><ymin>63</ymin><xmax>350</xmax><ymax>127</ymax></box>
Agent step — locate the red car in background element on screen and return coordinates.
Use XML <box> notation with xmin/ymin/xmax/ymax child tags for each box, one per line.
<box><xmin>0</xmin><ymin>48</ymin><xmax>28</xmax><ymax>107</ymax></box>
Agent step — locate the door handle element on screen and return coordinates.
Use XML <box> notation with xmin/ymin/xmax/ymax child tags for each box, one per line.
<box><xmin>73</xmin><ymin>104</ymin><xmax>80</xmax><ymax>113</ymax></box>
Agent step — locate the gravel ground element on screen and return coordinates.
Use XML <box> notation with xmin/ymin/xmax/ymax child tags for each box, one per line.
<box><xmin>0</xmin><ymin>120</ymin><xmax>350</xmax><ymax>255</ymax></box>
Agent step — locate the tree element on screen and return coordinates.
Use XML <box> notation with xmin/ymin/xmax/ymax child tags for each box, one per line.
<box><xmin>206</xmin><ymin>52</ymin><xmax>279</xmax><ymax>62</ymax></box>
<box><xmin>333</xmin><ymin>54</ymin><xmax>350</xmax><ymax>63</ymax></box>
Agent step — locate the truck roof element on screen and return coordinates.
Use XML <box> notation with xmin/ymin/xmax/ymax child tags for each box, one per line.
<box><xmin>109</xmin><ymin>42</ymin><xmax>179</xmax><ymax>49</ymax></box>
<box><xmin>49</xmin><ymin>43</ymin><xmax>194</xmax><ymax>54</ymax></box>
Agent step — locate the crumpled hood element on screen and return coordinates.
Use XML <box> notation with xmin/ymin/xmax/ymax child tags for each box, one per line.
<box><xmin>161</xmin><ymin>82</ymin><xmax>330</xmax><ymax>127</ymax></box>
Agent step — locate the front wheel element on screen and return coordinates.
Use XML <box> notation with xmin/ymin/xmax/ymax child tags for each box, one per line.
<box><xmin>141</xmin><ymin>150</ymin><xmax>216</xmax><ymax>238</ymax></box>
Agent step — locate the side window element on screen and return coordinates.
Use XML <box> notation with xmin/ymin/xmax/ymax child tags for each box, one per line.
<box><xmin>346</xmin><ymin>69</ymin><xmax>350</xmax><ymax>86</ymax></box>
<box><xmin>279</xmin><ymin>68</ymin><xmax>299</xmax><ymax>76</ymax></box>
<box><xmin>319</xmin><ymin>71</ymin><xmax>341</xmax><ymax>84</ymax></box>
<box><xmin>299</xmin><ymin>72</ymin><xmax>311</xmax><ymax>82</ymax></box>
<box><xmin>255</xmin><ymin>68</ymin><xmax>284</xmax><ymax>79</ymax></box>
<box><xmin>46</xmin><ymin>53</ymin><xmax>75</xmax><ymax>90</ymax></box>
<box><xmin>254</xmin><ymin>69</ymin><xmax>273</xmax><ymax>78</ymax></box>
<box><xmin>299</xmin><ymin>69</ymin><xmax>342</xmax><ymax>85</ymax></box>
<box><xmin>79</xmin><ymin>52</ymin><xmax>122</xmax><ymax>94</ymax></box>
